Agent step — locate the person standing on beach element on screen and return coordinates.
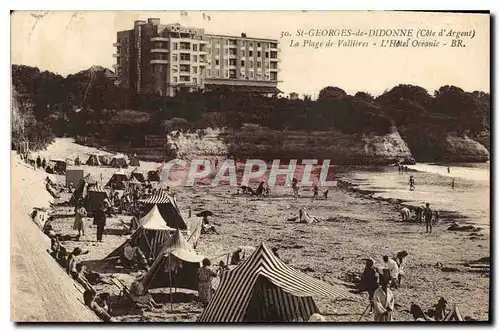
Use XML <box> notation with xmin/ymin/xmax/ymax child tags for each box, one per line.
<box><xmin>41</xmin><ymin>158</ymin><xmax>46</xmax><ymax>170</ymax></box>
<box><xmin>395</xmin><ymin>251</ymin><xmax>408</xmax><ymax>286</ymax></box>
<box><xmin>447</xmin><ymin>166</ymin><xmax>450</xmax><ymax>174</ymax></box>
<box><xmin>451</xmin><ymin>179</ymin><xmax>455</xmax><ymax>189</ymax></box>
<box><xmin>94</xmin><ymin>203</ymin><xmax>107</xmax><ymax>242</ymax></box>
<box><xmin>36</xmin><ymin>156</ymin><xmax>41</xmax><ymax>169</ymax></box>
<box><xmin>73</xmin><ymin>205</ymin><xmax>87</xmax><ymax>238</ymax></box>
<box><xmin>423</xmin><ymin>203</ymin><xmax>433</xmax><ymax>233</ymax></box>
<box><xmin>383</xmin><ymin>255</ymin><xmax>399</xmax><ymax>289</ymax></box>
<box><xmin>359</xmin><ymin>258</ymin><xmax>379</xmax><ymax>314</ymax></box>
<box><xmin>373</xmin><ymin>273</ymin><xmax>395</xmax><ymax>322</ymax></box>
<box><xmin>312</xmin><ymin>183</ymin><xmax>319</xmax><ymax>201</ymax></box>
<box><xmin>409</xmin><ymin>176</ymin><xmax>415</xmax><ymax>191</ymax></box>
<box><xmin>292</xmin><ymin>178</ymin><xmax>300</xmax><ymax>199</ymax></box>
<box><xmin>434</xmin><ymin>210</ymin><xmax>439</xmax><ymax>225</ymax></box>
<box><xmin>197</xmin><ymin>258</ymin><xmax>217</xmax><ymax>306</ymax></box>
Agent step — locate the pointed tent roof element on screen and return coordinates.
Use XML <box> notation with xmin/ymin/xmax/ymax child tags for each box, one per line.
<box><xmin>443</xmin><ymin>305</ymin><xmax>464</xmax><ymax>321</ymax></box>
<box><xmin>198</xmin><ymin>242</ymin><xmax>357</xmax><ymax>322</ymax></box>
<box><xmin>128</xmin><ymin>177</ymin><xmax>142</xmax><ymax>185</ymax></box>
<box><xmin>140</xmin><ymin>205</ymin><xmax>176</xmax><ymax>231</ymax></box>
<box><xmin>158</xmin><ymin>229</ymin><xmax>204</xmax><ymax>262</ymax></box>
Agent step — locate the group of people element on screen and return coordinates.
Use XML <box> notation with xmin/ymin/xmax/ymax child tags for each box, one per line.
<box><xmin>73</xmin><ymin>199</ymin><xmax>108</xmax><ymax>242</ymax></box>
<box><xmin>35</xmin><ymin>155</ymin><xmax>47</xmax><ymax>170</ymax></box>
<box><xmin>400</xmin><ymin>203</ymin><xmax>438</xmax><ymax>233</ymax></box>
<box><xmin>359</xmin><ymin>251</ymin><xmax>409</xmax><ymax>321</ymax></box>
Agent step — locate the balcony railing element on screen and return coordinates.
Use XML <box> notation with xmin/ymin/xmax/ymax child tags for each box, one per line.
<box><xmin>151</xmin><ymin>37</ymin><xmax>169</xmax><ymax>42</ymax></box>
<box><xmin>151</xmin><ymin>49</ymin><xmax>169</xmax><ymax>53</ymax></box>
<box><xmin>150</xmin><ymin>59</ymin><xmax>169</xmax><ymax>64</ymax></box>
<box><xmin>112</xmin><ymin>42</ymin><xmax>121</xmax><ymax>47</ymax></box>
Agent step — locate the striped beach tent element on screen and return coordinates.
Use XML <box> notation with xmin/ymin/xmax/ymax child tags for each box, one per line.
<box><xmin>197</xmin><ymin>243</ymin><xmax>357</xmax><ymax>323</ymax></box>
<box><xmin>139</xmin><ymin>192</ymin><xmax>188</xmax><ymax>230</ymax></box>
<box><xmin>141</xmin><ymin>229</ymin><xmax>205</xmax><ymax>292</ymax></box>
<box><xmin>85</xmin><ymin>184</ymin><xmax>109</xmax><ymax>213</ymax></box>
<box><xmin>443</xmin><ymin>305</ymin><xmax>464</xmax><ymax>321</ymax></box>
<box><xmin>104</xmin><ymin>205</ymin><xmax>175</xmax><ymax>261</ymax></box>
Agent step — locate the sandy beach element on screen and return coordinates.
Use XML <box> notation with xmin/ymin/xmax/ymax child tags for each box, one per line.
<box><xmin>12</xmin><ymin>138</ymin><xmax>490</xmax><ymax>322</ymax></box>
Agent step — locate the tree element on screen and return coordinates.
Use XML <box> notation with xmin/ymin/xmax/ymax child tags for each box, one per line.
<box><xmin>318</xmin><ymin>86</ymin><xmax>348</xmax><ymax>101</ymax></box>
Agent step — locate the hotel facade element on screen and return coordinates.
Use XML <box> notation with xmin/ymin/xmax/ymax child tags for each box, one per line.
<box><xmin>114</xmin><ymin>18</ymin><xmax>280</xmax><ymax>97</ymax></box>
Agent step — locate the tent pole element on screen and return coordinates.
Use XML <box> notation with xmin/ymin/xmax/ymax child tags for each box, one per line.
<box><xmin>169</xmin><ymin>254</ymin><xmax>173</xmax><ymax>311</ymax></box>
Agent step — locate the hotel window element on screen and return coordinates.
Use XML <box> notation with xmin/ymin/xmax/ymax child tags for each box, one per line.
<box><xmin>241</xmin><ymin>60</ymin><xmax>245</xmax><ymax>67</ymax></box>
<box><xmin>215</xmin><ymin>69</ymin><xmax>220</xmax><ymax>78</ymax></box>
<box><xmin>265</xmin><ymin>73</ymin><xmax>270</xmax><ymax>81</ymax></box>
<box><xmin>224</xmin><ymin>70</ymin><xmax>229</xmax><ymax>78</ymax></box>
<box><xmin>249</xmin><ymin>71</ymin><xmax>254</xmax><ymax>79</ymax></box>
<box><xmin>215</xmin><ymin>48</ymin><xmax>220</xmax><ymax>56</ymax></box>
<box><xmin>241</xmin><ymin>41</ymin><xmax>246</xmax><ymax>47</ymax></box>
<box><xmin>193</xmin><ymin>77</ymin><xmax>197</xmax><ymax>84</ymax></box>
<box><xmin>173</xmin><ymin>76</ymin><xmax>178</xmax><ymax>82</ymax></box>
<box><xmin>225</xmin><ymin>40</ymin><xmax>229</xmax><ymax>46</ymax></box>
<box><xmin>249</xmin><ymin>42</ymin><xmax>254</xmax><ymax>48</ymax></box>
<box><xmin>207</xmin><ymin>69</ymin><xmax>211</xmax><ymax>77</ymax></box>
<box><xmin>265</xmin><ymin>51</ymin><xmax>269</xmax><ymax>58</ymax></box>
<box><xmin>224</xmin><ymin>48</ymin><xmax>229</xmax><ymax>56</ymax></box>
<box><xmin>257</xmin><ymin>51</ymin><xmax>261</xmax><ymax>57</ymax></box>
<box><xmin>249</xmin><ymin>50</ymin><xmax>253</xmax><ymax>57</ymax></box>
<box><xmin>207</xmin><ymin>46</ymin><xmax>211</xmax><ymax>53</ymax></box>
<box><xmin>257</xmin><ymin>42</ymin><xmax>261</xmax><ymax>47</ymax></box>
<box><xmin>173</xmin><ymin>42</ymin><xmax>178</xmax><ymax>50</ymax></box>
<box><xmin>172</xmin><ymin>64</ymin><xmax>179</xmax><ymax>73</ymax></box>
<box><xmin>257</xmin><ymin>72</ymin><xmax>262</xmax><ymax>80</ymax></box>
<box><xmin>215</xmin><ymin>59</ymin><xmax>220</xmax><ymax>66</ymax></box>
<box><xmin>172</xmin><ymin>54</ymin><xmax>178</xmax><ymax>62</ymax></box>
<box><xmin>249</xmin><ymin>60</ymin><xmax>254</xmax><ymax>67</ymax></box>
<box><xmin>257</xmin><ymin>61</ymin><xmax>261</xmax><ymax>68</ymax></box>
<box><xmin>216</xmin><ymin>40</ymin><xmax>220</xmax><ymax>46</ymax></box>
<box><xmin>193</xmin><ymin>55</ymin><xmax>198</xmax><ymax>62</ymax></box>
<box><xmin>240</xmin><ymin>50</ymin><xmax>245</xmax><ymax>57</ymax></box>
<box><xmin>193</xmin><ymin>66</ymin><xmax>198</xmax><ymax>74</ymax></box>
<box><xmin>193</xmin><ymin>44</ymin><xmax>198</xmax><ymax>51</ymax></box>
<box><xmin>224</xmin><ymin>59</ymin><xmax>229</xmax><ymax>66</ymax></box>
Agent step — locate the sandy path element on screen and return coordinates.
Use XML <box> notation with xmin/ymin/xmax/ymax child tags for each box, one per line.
<box><xmin>10</xmin><ymin>155</ymin><xmax>99</xmax><ymax>322</ymax></box>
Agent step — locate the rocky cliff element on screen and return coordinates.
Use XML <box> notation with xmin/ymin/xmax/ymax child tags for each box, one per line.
<box><xmin>167</xmin><ymin>126</ymin><xmax>412</xmax><ymax>165</ymax></box>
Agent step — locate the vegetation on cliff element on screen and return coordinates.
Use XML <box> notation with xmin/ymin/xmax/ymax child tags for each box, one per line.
<box><xmin>11</xmin><ymin>64</ymin><xmax>490</xmax><ymax>161</ymax></box>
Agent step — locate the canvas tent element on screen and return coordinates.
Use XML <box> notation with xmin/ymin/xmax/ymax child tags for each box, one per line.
<box><xmin>197</xmin><ymin>243</ymin><xmax>356</xmax><ymax>323</ymax></box>
<box><xmin>66</xmin><ymin>168</ymin><xmax>84</xmax><ymax>187</ymax></box>
<box><xmin>443</xmin><ymin>305</ymin><xmax>464</xmax><ymax>321</ymax></box>
<box><xmin>50</xmin><ymin>158</ymin><xmax>67</xmax><ymax>174</ymax></box>
<box><xmin>109</xmin><ymin>154</ymin><xmax>129</xmax><ymax>168</ymax></box>
<box><xmin>140</xmin><ymin>229</ymin><xmax>204</xmax><ymax>292</ymax></box>
<box><xmin>86</xmin><ymin>153</ymin><xmax>103</xmax><ymax>166</ymax></box>
<box><xmin>105</xmin><ymin>205</ymin><xmax>175</xmax><ymax>261</ymax></box>
<box><xmin>105</xmin><ymin>169</ymin><xmax>129</xmax><ymax>190</ymax></box>
<box><xmin>139</xmin><ymin>192</ymin><xmax>188</xmax><ymax>230</ymax></box>
<box><xmin>147</xmin><ymin>169</ymin><xmax>161</xmax><ymax>182</ymax></box>
<box><xmin>85</xmin><ymin>185</ymin><xmax>109</xmax><ymax>214</ymax></box>
<box><xmin>72</xmin><ymin>173</ymin><xmax>100</xmax><ymax>203</ymax></box>
<box><xmin>130</xmin><ymin>168</ymin><xmax>146</xmax><ymax>183</ymax></box>
<box><xmin>129</xmin><ymin>154</ymin><xmax>141</xmax><ymax>167</ymax></box>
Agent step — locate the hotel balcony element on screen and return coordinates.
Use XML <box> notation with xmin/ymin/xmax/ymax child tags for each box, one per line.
<box><xmin>150</xmin><ymin>59</ymin><xmax>169</xmax><ymax>64</ymax></box>
<box><xmin>112</xmin><ymin>42</ymin><xmax>121</xmax><ymax>47</ymax></box>
<box><xmin>151</xmin><ymin>37</ymin><xmax>169</xmax><ymax>42</ymax></box>
<box><xmin>151</xmin><ymin>48</ymin><xmax>169</xmax><ymax>53</ymax></box>
<box><xmin>112</xmin><ymin>54</ymin><xmax>120</xmax><ymax>58</ymax></box>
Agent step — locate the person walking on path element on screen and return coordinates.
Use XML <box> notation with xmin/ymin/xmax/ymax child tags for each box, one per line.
<box><xmin>373</xmin><ymin>272</ymin><xmax>395</xmax><ymax>322</ymax></box>
<box><xmin>409</xmin><ymin>176</ymin><xmax>415</xmax><ymax>191</ymax></box>
<box><xmin>423</xmin><ymin>203</ymin><xmax>433</xmax><ymax>233</ymax></box>
<box><xmin>94</xmin><ymin>203</ymin><xmax>107</xmax><ymax>242</ymax></box>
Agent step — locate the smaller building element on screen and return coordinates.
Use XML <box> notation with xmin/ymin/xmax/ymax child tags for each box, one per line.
<box><xmin>289</xmin><ymin>92</ymin><xmax>299</xmax><ymax>100</ymax></box>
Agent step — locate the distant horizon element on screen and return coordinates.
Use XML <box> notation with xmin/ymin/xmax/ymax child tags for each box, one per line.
<box><xmin>11</xmin><ymin>11</ymin><xmax>490</xmax><ymax>97</ymax></box>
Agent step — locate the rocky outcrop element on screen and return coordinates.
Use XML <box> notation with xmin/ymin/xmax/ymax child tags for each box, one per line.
<box><xmin>442</xmin><ymin>135</ymin><xmax>490</xmax><ymax>162</ymax></box>
<box><xmin>167</xmin><ymin>126</ymin><xmax>412</xmax><ymax>165</ymax></box>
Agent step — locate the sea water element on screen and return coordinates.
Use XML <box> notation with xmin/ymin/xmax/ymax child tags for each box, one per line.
<box><xmin>339</xmin><ymin>163</ymin><xmax>490</xmax><ymax>228</ymax></box>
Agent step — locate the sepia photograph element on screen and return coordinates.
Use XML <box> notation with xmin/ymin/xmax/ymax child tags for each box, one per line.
<box><xmin>10</xmin><ymin>10</ymin><xmax>491</xmax><ymax>323</ymax></box>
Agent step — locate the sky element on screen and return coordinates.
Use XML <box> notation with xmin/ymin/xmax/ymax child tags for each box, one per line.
<box><xmin>11</xmin><ymin>11</ymin><xmax>490</xmax><ymax>97</ymax></box>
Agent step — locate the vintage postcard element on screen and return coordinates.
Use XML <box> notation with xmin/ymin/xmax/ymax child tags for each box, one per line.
<box><xmin>11</xmin><ymin>10</ymin><xmax>490</xmax><ymax>323</ymax></box>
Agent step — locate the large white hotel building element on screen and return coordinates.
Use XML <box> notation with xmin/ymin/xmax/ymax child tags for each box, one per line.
<box><xmin>113</xmin><ymin>18</ymin><xmax>280</xmax><ymax>97</ymax></box>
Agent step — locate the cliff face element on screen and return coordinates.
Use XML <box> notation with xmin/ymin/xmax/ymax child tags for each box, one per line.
<box><xmin>441</xmin><ymin>134</ymin><xmax>490</xmax><ymax>162</ymax></box>
<box><xmin>167</xmin><ymin>127</ymin><xmax>412</xmax><ymax>165</ymax></box>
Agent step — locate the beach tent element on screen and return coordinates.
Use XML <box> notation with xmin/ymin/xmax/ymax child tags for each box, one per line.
<box><xmin>443</xmin><ymin>305</ymin><xmax>464</xmax><ymax>321</ymax></box>
<box><xmin>72</xmin><ymin>173</ymin><xmax>100</xmax><ymax>203</ymax></box>
<box><xmin>109</xmin><ymin>154</ymin><xmax>129</xmax><ymax>168</ymax></box>
<box><xmin>197</xmin><ymin>242</ymin><xmax>356</xmax><ymax>323</ymax></box>
<box><xmin>139</xmin><ymin>192</ymin><xmax>188</xmax><ymax>230</ymax></box>
<box><xmin>129</xmin><ymin>154</ymin><xmax>141</xmax><ymax>167</ymax></box>
<box><xmin>130</xmin><ymin>168</ymin><xmax>146</xmax><ymax>183</ymax></box>
<box><xmin>105</xmin><ymin>169</ymin><xmax>129</xmax><ymax>190</ymax></box>
<box><xmin>50</xmin><ymin>158</ymin><xmax>67</xmax><ymax>174</ymax></box>
<box><xmin>65</xmin><ymin>168</ymin><xmax>84</xmax><ymax>187</ymax></box>
<box><xmin>105</xmin><ymin>205</ymin><xmax>175</xmax><ymax>261</ymax></box>
<box><xmin>86</xmin><ymin>153</ymin><xmax>102</xmax><ymax>166</ymax></box>
<box><xmin>85</xmin><ymin>185</ymin><xmax>109</xmax><ymax>214</ymax></box>
<box><xmin>140</xmin><ymin>229</ymin><xmax>204</xmax><ymax>293</ymax></box>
